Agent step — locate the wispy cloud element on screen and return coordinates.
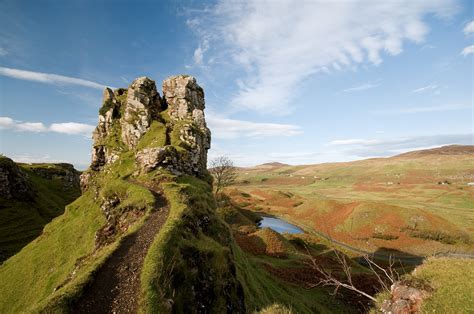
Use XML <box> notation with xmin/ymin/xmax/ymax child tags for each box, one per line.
<box><xmin>463</xmin><ymin>20</ymin><xmax>474</xmax><ymax>35</ymax></box>
<box><xmin>207</xmin><ymin>114</ymin><xmax>303</xmax><ymax>139</ymax></box>
<box><xmin>0</xmin><ymin>47</ymin><xmax>7</xmax><ymax>56</ymax></box>
<box><xmin>0</xmin><ymin>116</ymin><xmax>95</xmax><ymax>136</ymax></box>
<box><xmin>0</xmin><ymin>67</ymin><xmax>111</xmax><ymax>89</ymax></box>
<box><xmin>193</xmin><ymin>39</ymin><xmax>209</xmax><ymax>66</ymax></box>
<box><xmin>412</xmin><ymin>84</ymin><xmax>438</xmax><ymax>93</ymax></box>
<box><xmin>461</xmin><ymin>45</ymin><xmax>474</xmax><ymax>56</ymax></box>
<box><xmin>189</xmin><ymin>0</ymin><xmax>457</xmax><ymax>114</ymax></box>
<box><xmin>372</xmin><ymin>104</ymin><xmax>472</xmax><ymax>115</ymax></box>
<box><xmin>343</xmin><ymin>82</ymin><xmax>380</xmax><ymax>93</ymax></box>
<box><xmin>329</xmin><ymin>133</ymin><xmax>473</xmax><ymax>157</ymax></box>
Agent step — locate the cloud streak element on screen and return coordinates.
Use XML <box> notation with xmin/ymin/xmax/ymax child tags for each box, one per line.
<box><xmin>329</xmin><ymin>133</ymin><xmax>473</xmax><ymax>157</ymax></box>
<box><xmin>343</xmin><ymin>82</ymin><xmax>380</xmax><ymax>93</ymax></box>
<box><xmin>190</xmin><ymin>0</ymin><xmax>457</xmax><ymax>114</ymax></box>
<box><xmin>412</xmin><ymin>84</ymin><xmax>438</xmax><ymax>93</ymax></box>
<box><xmin>207</xmin><ymin>114</ymin><xmax>303</xmax><ymax>139</ymax></box>
<box><xmin>0</xmin><ymin>67</ymin><xmax>110</xmax><ymax>89</ymax></box>
<box><xmin>0</xmin><ymin>116</ymin><xmax>95</xmax><ymax>136</ymax></box>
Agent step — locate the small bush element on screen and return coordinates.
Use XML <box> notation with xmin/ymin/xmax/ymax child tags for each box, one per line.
<box><xmin>372</xmin><ymin>232</ymin><xmax>399</xmax><ymax>240</ymax></box>
<box><xmin>404</xmin><ymin>227</ymin><xmax>470</xmax><ymax>245</ymax></box>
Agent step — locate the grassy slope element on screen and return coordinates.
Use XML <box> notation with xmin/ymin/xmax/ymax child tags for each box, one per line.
<box><xmin>231</xmin><ymin>148</ymin><xmax>474</xmax><ymax>256</ymax></box>
<box><xmin>0</xmin><ymin>163</ymin><xmax>81</xmax><ymax>262</ymax></box>
<box><xmin>218</xmin><ymin>201</ymin><xmax>354</xmax><ymax>313</ymax></box>
<box><xmin>0</xmin><ymin>158</ymin><xmax>156</xmax><ymax>312</ymax></box>
<box><xmin>413</xmin><ymin>257</ymin><xmax>474</xmax><ymax>312</ymax></box>
<box><xmin>1</xmin><ymin>106</ymin><xmax>248</xmax><ymax>312</ymax></box>
<box><xmin>372</xmin><ymin>257</ymin><xmax>474</xmax><ymax>313</ymax></box>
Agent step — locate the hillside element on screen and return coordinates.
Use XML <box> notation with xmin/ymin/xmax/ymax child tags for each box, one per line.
<box><xmin>0</xmin><ymin>76</ymin><xmax>353</xmax><ymax>313</ymax></box>
<box><xmin>0</xmin><ymin>157</ymin><xmax>80</xmax><ymax>262</ymax></box>
<box><xmin>229</xmin><ymin>145</ymin><xmax>474</xmax><ymax>257</ymax></box>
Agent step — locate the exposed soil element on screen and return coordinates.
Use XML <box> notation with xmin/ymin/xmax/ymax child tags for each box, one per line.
<box><xmin>71</xmin><ymin>191</ymin><xmax>168</xmax><ymax>314</ymax></box>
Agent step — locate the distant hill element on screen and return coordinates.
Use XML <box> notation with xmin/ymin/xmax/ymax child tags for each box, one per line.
<box><xmin>0</xmin><ymin>156</ymin><xmax>80</xmax><ymax>262</ymax></box>
<box><xmin>394</xmin><ymin>145</ymin><xmax>474</xmax><ymax>158</ymax></box>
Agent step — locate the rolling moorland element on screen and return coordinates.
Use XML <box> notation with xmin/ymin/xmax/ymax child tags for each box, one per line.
<box><xmin>228</xmin><ymin>145</ymin><xmax>474</xmax><ymax>258</ymax></box>
<box><xmin>0</xmin><ymin>76</ymin><xmax>472</xmax><ymax>313</ymax></box>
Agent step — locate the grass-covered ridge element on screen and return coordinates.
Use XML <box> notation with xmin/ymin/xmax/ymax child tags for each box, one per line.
<box><xmin>140</xmin><ymin>174</ymin><xmax>245</xmax><ymax>312</ymax></box>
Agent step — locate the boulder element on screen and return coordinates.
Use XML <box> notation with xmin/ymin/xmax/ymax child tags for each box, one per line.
<box><xmin>381</xmin><ymin>281</ymin><xmax>430</xmax><ymax>314</ymax></box>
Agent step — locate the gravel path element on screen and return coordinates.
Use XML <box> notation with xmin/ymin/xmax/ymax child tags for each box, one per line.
<box><xmin>71</xmin><ymin>191</ymin><xmax>168</xmax><ymax>314</ymax></box>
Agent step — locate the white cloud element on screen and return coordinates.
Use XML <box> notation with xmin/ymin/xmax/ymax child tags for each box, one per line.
<box><xmin>49</xmin><ymin>122</ymin><xmax>95</xmax><ymax>136</ymax></box>
<box><xmin>16</xmin><ymin>122</ymin><xmax>47</xmax><ymax>132</ymax></box>
<box><xmin>0</xmin><ymin>67</ymin><xmax>110</xmax><ymax>89</ymax></box>
<box><xmin>0</xmin><ymin>116</ymin><xmax>95</xmax><ymax>136</ymax></box>
<box><xmin>413</xmin><ymin>84</ymin><xmax>438</xmax><ymax>93</ymax></box>
<box><xmin>461</xmin><ymin>45</ymin><xmax>474</xmax><ymax>56</ymax></box>
<box><xmin>372</xmin><ymin>104</ymin><xmax>472</xmax><ymax>115</ymax></box>
<box><xmin>190</xmin><ymin>0</ymin><xmax>457</xmax><ymax>114</ymax></box>
<box><xmin>0</xmin><ymin>117</ymin><xmax>14</xmax><ymax>129</ymax></box>
<box><xmin>327</xmin><ymin>133</ymin><xmax>473</xmax><ymax>158</ymax></box>
<box><xmin>207</xmin><ymin>114</ymin><xmax>303</xmax><ymax>139</ymax></box>
<box><xmin>343</xmin><ymin>82</ymin><xmax>380</xmax><ymax>93</ymax></box>
<box><xmin>463</xmin><ymin>20</ymin><xmax>474</xmax><ymax>35</ymax></box>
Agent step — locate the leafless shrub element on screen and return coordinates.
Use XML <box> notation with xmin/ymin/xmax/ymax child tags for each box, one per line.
<box><xmin>209</xmin><ymin>156</ymin><xmax>237</xmax><ymax>197</ymax></box>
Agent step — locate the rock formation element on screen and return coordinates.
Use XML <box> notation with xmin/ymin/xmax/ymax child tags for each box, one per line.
<box><xmin>0</xmin><ymin>157</ymin><xmax>34</xmax><ymax>200</ymax></box>
<box><xmin>86</xmin><ymin>75</ymin><xmax>210</xmax><ymax>180</ymax></box>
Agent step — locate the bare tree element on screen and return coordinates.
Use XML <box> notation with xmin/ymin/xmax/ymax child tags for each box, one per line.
<box><xmin>306</xmin><ymin>248</ymin><xmax>399</xmax><ymax>302</ymax></box>
<box><xmin>209</xmin><ymin>156</ymin><xmax>237</xmax><ymax>197</ymax></box>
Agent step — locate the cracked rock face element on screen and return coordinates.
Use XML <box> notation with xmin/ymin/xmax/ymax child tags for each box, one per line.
<box><xmin>85</xmin><ymin>75</ymin><xmax>211</xmax><ymax>181</ymax></box>
<box><xmin>121</xmin><ymin>77</ymin><xmax>163</xmax><ymax>149</ymax></box>
<box><xmin>162</xmin><ymin>75</ymin><xmax>205</xmax><ymax>121</ymax></box>
<box><xmin>0</xmin><ymin>157</ymin><xmax>34</xmax><ymax>200</ymax></box>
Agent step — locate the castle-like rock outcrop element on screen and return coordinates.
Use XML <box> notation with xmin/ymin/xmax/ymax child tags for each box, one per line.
<box><xmin>85</xmin><ymin>75</ymin><xmax>210</xmax><ymax>183</ymax></box>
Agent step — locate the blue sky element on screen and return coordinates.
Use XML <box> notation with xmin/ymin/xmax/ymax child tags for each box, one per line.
<box><xmin>0</xmin><ymin>0</ymin><xmax>472</xmax><ymax>169</ymax></box>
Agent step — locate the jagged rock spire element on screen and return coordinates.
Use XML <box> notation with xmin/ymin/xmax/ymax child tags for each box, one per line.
<box><xmin>87</xmin><ymin>75</ymin><xmax>211</xmax><ymax>179</ymax></box>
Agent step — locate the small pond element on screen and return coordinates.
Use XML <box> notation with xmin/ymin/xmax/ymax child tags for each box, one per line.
<box><xmin>259</xmin><ymin>216</ymin><xmax>304</xmax><ymax>234</ymax></box>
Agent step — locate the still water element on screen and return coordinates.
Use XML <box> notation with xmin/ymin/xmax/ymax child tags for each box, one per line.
<box><xmin>259</xmin><ymin>216</ymin><xmax>304</xmax><ymax>234</ymax></box>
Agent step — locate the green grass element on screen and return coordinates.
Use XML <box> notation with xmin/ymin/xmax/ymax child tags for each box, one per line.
<box><xmin>232</xmin><ymin>243</ymin><xmax>350</xmax><ymax>313</ymax></box>
<box><xmin>140</xmin><ymin>175</ymin><xmax>244</xmax><ymax>313</ymax></box>
<box><xmin>135</xmin><ymin>120</ymin><xmax>167</xmax><ymax>150</ymax></box>
<box><xmin>0</xmin><ymin>190</ymin><xmax>105</xmax><ymax>312</ymax></box>
<box><xmin>373</xmin><ymin>257</ymin><xmax>474</xmax><ymax>313</ymax></box>
<box><xmin>413</xmin><ymin>257</ymin><xmax>474</xmax><ymax>313</ymax></box>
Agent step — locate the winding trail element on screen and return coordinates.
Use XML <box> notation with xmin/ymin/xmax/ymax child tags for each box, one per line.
<box><xmin>72</xmin><ymin>190</ymin><xmax>168</xmax><ymax>314</ymax></box>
